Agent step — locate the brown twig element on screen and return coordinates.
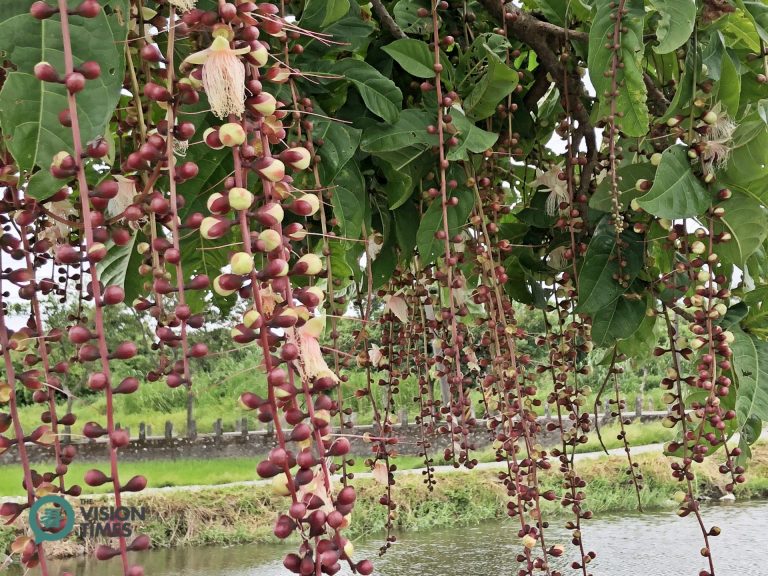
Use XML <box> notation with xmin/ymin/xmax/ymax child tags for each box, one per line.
<box><xmin>644</xmin><ymin>72</ymin><xmax>670</xmax><ymax>114</ymax></box>
<box><xmin>479</xmin><ymin>2</ymin><xmax>597</xmax><ymax>195</ymax></box>
<box><xmin>371</xmin><ymin>0</ymin><xmax>406</xmax><ymax>39</ymax></box>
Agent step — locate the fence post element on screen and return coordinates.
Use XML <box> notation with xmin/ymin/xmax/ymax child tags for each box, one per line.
<box><xmin>241</xmin><ymin>417</ymin><xmax>249</xmax><ymax>438</ymax></box>
<box><xmin>165</xmin><ymin>421</ymin><xmax>173</xmax><ymax>440</ymax></box>
<box><xmin>635</xmin><ymin>395</ymin><xmax>643</xmax><ymax>418</ymax></box>
<box><xmin>544</xmin><ymin>404</ymin><xmax>551</xmax><ymax>419</ymax></box>
<box><xmin>139</xmin><ymin>423</ymin><xmax>146</xmax><ymax>442</ymax></box>
<box><xmin>398</xmin><ymin>407</ymin><xmax>408</xmax><ymax>427</ymax></box>
<box><xmin>214</xmin><ymin>418</ymin><xmax>222</xmax><ymax>439</ymax></box>
<box><xmin>188</xmin><ymin>419</ymin><xmax>197</xmax><ymax>440</ymax></box>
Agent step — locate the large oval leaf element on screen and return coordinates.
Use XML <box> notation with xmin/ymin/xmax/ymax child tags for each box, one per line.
<box><xmin>650</xmin><ymin>0</ymin><xmax>696</xmax><ymax>54</ymax></box>
<box><xmin>636</xmin><ymin>145</ymin><xmax>710</xmax><ymax>218</ymax></box>
<box><xmin>0</xmin><ymin>0</ymin><xmax>128</xmax><ymax>194</ymax></box>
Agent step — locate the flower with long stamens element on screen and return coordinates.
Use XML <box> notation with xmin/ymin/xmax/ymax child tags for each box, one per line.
<box><xmin>530</xmin><ymin>164</ymin><xmax>569</xmax><ymax>216</ymax></box>
<box><xmin>184</xmin><ymin>36</ymin><xmax>250</xmax><ymax>119</ymax></box>
<box><xmin>700</xmin><ymin>102</ymin><xmax>736</xmax><ymax>177</ymax></box>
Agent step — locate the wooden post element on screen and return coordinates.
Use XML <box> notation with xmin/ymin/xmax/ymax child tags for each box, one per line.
<box><xmin>188</xmin><ymin>419</ymin><xmax>197</xmax><ymax>440</ymax></box>
<box><xmin>647</xmin><ymin>397</ymin><xmax>655</xmax><ymax>412</ymax></box>
<box><xmin>635</xmin><ymin>395</ymin><xmax>643</xmax><ymax>418</ymax></box>
<box><xmin>544</xmin><ymin>404</ymin><xmax>551</xmax><ymax>419</ymax></box>
<box><xmin>349</xmin><ymin>412</ymin><xmax>357</xmax><ymax>426</ymax></box>
<box><xmin>214</xmin><ymin>419</ymin><xmax>222</xmax><ymax>439</ymax></box>
<box><xmin>241</xmin><ymin>417</ymin><xmax>249</xmax><ymax>438</ymax></box>
<box><xmin>139</xmin><ymin>423</ymin><xmax>146</xmax><ymax>442</ymax></box>
<box><xmin>165</xmin><ymin>421</ymin><xmax>173</xmax><ymax>440</ymax></box>
<box><xmin>398</xmin><ymin>407</ymin><xmax>408</xmax><ymax>427</ymax></box>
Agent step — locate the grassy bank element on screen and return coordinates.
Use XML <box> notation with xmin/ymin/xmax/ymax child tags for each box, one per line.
<box><xmin>2</xmin><ymin>443</ymin><xmax>766</xmax><ymax>558</ymax></box>
<box><xmin>0</xmin><ymin>421</ymin><xmax>673</xmax><ymax>496</ymax></box>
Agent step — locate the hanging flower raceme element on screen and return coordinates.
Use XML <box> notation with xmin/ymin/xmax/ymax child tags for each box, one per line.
<box><xmin>184</xmin><ymin>36</ymin><xmax>249</xmax><ymax>119</ymax></box>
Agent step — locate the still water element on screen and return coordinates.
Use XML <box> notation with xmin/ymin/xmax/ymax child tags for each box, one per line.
<box><xmin>17</xmin><ymin>500</ymin><xmax>768</xmax><ymax>576</ymax></box>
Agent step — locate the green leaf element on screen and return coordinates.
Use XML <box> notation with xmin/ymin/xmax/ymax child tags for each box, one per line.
<box><xmin>302</xmin><ymin>0</ymin><xmax>349</xmax><ymax>28</ymax></box>
<box><xmin>733</xmin><ymin>0</ymin><xmax>768</xmax><ymax>43</ymax></box>
<box><xmin>331</xmin><ymin>186</ymin><xmax>364</xmax><ymax>242</ymax></box>
<box><xmin>590</xmin><ymin>162</ymin><xmax>656</xmax><ymax>213</ymax></box>
<box><xmin>576</xmin><ymin>218</ymin><xmax>643</xmax><ymax>314</ymax></box>
<box><xmin>463</xmin><ymin>47</ymin><xmax>519</xmax><ymax>120</ymax></box>
<box><xmin>314</xmin><ymin>119</ymin><xmax>362</xmax><ymax>182</ymax></box>
<box><xmin>723</xmin><ymin>119</ymin><xmax>768</xmax><ymax>187</ymax></box>
<box><xmin>380</xmin><ymin>161</ymin><xmax>413</xmax><ymax>210</ymax></box>
<box><xmin>393</xmin><ymin>0</ymin><xmax>433</xmax><ymax>35</ymax></box>
<box><xmin>650</xmin><ymin>0</ymin><xmax>696</xmax><ymax>54</ymax></box>
<box><xmin>360</xmin><ymin>109</ymin><xmax>436</xmax><ymax>152</ymax></box>
<box><xmin>26</xmin><ymin>168</ymin><xmax>66</xmax><ymax>200</ymax></box>
<box><xmin>446</xmin><ymin>110</ymin><xmax>499</xmax><ymax>161</ymax></box>
<box><xmin>326</xmin><ymin>59</ymin><xmax>402</xmax><ymax>123</ymax></box>
<box><xmin>588</xmin><ymin>0</ymin><xmax>648</xmax><ymax>136</ymax></box>
<box><xmin>731</xmin><ymin>328</ymin><xmax>768</xmax><ymax>440</ymax></box>
<box><xmin>712</xmin><ymin>191</ymin><xmax>768</xmax><ymax>266</ymax></box>
<box><xmin>416</xmin><ymin>187</ymin><xmax>474</xmax><ymax>263</ymax></box>
<box><xmin>522</xmin><ymin>0</ymin><xmax>592</xmax><ymax>26</ymax></box>
<box><xmin>0</xmin><ymin>1</ymin><xmax>128</xmax><ymax>177</ymax></box>
<box><xmin>591</xmin><ymin>294</ymin><xmax>647</xmax><ymax>347</ymax></box>
<box><xmin>393</xmin><ymin>203</ymin><xmax>418</xmax><ymax>256</ymax></box>
<box><xmin>636</xmin><ymin>146</ymin><xmax>710</xmax><ymax>218</ymax></box>
<box><xmin>382</xmin><ymin>38</ymin><xmax>436</xmax><ymax>78</ymax></box>
<box><xmin>98</xmin><ymin>232</ymin><xmax>144</xmax><ymax>305</ymax></box>
<box><xmin>715</xmin><ymin>51</ymin><xmax>741</xmax><ymax>116</ymax></box>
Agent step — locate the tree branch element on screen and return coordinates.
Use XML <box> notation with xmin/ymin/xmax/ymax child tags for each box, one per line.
<box><xmin>644</xmin><ymin>72</ymin><xmax>670</xmax><ymax>115</ymax></box>
<box><xmin>479</xmin><ymin>2</ymin><xmax>598</xmax><ymax>195</ymax></box>
<box><xmin>371</xmin><ymin>0</ymin><xmax>406</xmax><ymax>40</ymax></box>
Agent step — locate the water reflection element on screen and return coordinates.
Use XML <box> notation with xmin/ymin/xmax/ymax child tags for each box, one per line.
<box><xmin>16</xmin><ymin>500</ymin><xmax>767</xmax><ymax>576</ymax></box>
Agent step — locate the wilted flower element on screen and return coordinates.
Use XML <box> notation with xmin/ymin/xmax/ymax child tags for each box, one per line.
<box><xmin>530</xmin><ymin>164</ymin><xmax>569</xmax><ymax>216</ymax></box>
<box><xmin>259</xmin><ymin>285</ymin><xmax>283</xmax><ymax>317</ymax></box>
<box><xmin>184</xmin><ymin>36</ymin><xmax>250</xmax><ymax>119</ymax></box>
<box><xmin>108</xmin><ymin>175</ymin><xmax>138</xmax><ymax>219</ymax></box>
<box><xmin>40</xmin><ymin>198</ymin><xmax>77</xmax><ymax>245</ymax></box>
<box><xmin>286</xmin><ymin>316</ymin><xmax>339</xmax><ymax>384</ymax></box>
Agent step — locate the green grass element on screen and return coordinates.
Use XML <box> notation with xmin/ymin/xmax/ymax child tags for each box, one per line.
<box><xmin>0</xmin><ymin>421</ymin><xmax>672</xmax><ymax>497</ymax></box>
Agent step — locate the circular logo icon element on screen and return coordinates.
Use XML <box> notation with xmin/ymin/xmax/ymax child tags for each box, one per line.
<box><xmin>29</xmin><ymin>495</ymin><xmax>75</xmax><ymax>543</ymax></box>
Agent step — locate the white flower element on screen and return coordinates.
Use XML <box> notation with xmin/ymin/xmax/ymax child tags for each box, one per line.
<box><xmin>530</xmin><ymin>164</ymin><xmax>569</xmax><ymax>216</ymax></box>
<box><xmin>184</xmin><ymin>36</ymin><xmax>250</xmax><ymax>119</ymax></box>
<box><xmin>168</xmin><ymin>0</ymin><xmax>196</xmax><ymax>10</ymax></box>
<box><xmin>700</xmin><ymin>103</ymin><xmax>736</xmax><ymax>177</ymax></box>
